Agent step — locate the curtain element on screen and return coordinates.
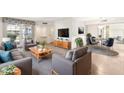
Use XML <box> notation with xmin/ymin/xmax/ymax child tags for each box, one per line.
<box><xmin>2</xmin><ymin>17</ymin><xmax>35</xmax><ymax>25</ymax></box>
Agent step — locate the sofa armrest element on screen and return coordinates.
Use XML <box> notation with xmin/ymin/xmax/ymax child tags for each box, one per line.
<box><xmin>73</xmin><ymin>52</ymin><xmax>91</xmax><ymax>75</ymax></box>
<box><xmin>52</xmin><ymin>54</ymin><xmax>73</xmax><ymax>75</ymax></box>
<box><xmin>0</xmin><ymin>57</ymin><xmax>32</xmax><ymax>75</ymax></box>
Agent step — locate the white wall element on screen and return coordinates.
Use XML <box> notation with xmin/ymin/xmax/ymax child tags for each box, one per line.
<box><xmin>85</xmin><ymin>18</ymin><xmax>124</xmax><ymax>38</ymax></box>
<box><xmin>54</xmin><ymin>20</ymin><xmax>87</xmax><ymax>49</ymax></box>
<box><xmin>54</xmin><ymin>20</ymin><xmax>86</xmax><ymax>39</ymax></box>
<box><xmin>0</xmin><ymin>17</ymin><xmax>3</xmax><ymax>42</ymax></box>
<box><xmin>86</xmin><ymin>24</ymin><xmax>98</xmax><ymax>37</ymax></box>
<box><xmin>34</xmin><ymin>22</ymin><xmax>55</xmax><ymax>43</ymax></box>
<box><xmin>54</xmin><ymin>20</ymin><xmax>73</xmax><ymax>40</ymax></box>
<box><xmin>71</xmin><ymin>21</ymin><xmax>87</xmax><ymax>49</ymax></box>
<box><xmin>109</xmin><ymin>23</ymin><xmax>124</xmax><ymax>38</ymax></box>
<box><xmin>86</xmin><ymin>23</ymin><xmax>124</xmax><ymax>39</ymax></box>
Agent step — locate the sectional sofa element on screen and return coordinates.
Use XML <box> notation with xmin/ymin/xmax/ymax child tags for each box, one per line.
<box><xmin>0</xmin><ymin>42</ymin><xmax>32</xmax><ymax>75</ymax></box>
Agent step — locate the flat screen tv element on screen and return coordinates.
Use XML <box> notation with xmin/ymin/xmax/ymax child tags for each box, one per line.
<box><xmin>58</xmin><ymin>28</ymin><xmax>69</xmax><ymax>38</ymax></box>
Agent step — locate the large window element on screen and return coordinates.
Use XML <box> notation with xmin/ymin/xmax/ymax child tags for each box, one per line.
<box><xmin>3</xmin><ymin>17</ymin><xmax>35</xmax><ymax>42</ymax></box>
<box><xmin>6</xmin><ymin>24</ymin><xmax>33</xmax><ymax>42</ymax></box>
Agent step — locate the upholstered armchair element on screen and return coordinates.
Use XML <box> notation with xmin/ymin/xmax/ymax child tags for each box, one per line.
<box><xmin>102</xmin><ymin>38</ymin><xmax>114</xmax><ymax>49</ymax></box>
<box><xmin>86</xmin><ymin>33</ymin><xmax>99</xmax><ymax>45</ymax></box>
<box><xmin>52</xmin><ymin>47</ymin><xmax>92</xmax><ymax>75</ymax></box>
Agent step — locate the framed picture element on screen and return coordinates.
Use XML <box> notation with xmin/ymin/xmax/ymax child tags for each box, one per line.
<box><xmin>78</xmin><ymin>27</ymin><xmax>84</xmax><ymax>34</ymax></box>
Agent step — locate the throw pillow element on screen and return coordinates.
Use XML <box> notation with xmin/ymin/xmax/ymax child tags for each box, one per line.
<box><xmin>4</xmin><ymin>41</ymin><xmax>14</xmax><ymax>51</ymax></box>
<box><xmin>11</xmin><ymin>50</ymin><xmax>24</xmax><ymax>60</ymax></box>
<box><xmin>65</xmin><ymin>50</ymin><xmax>74</xmax><ymax>60</ymax></box>
<box><xmin>0</xmin><ymin>50</ymin><xmax>12</xmax><ymax>62</ymax></box>
<box><xmin>72</xmin><ymin>47</ymin><xmax>88</xmax><ymax>62</ymax></box>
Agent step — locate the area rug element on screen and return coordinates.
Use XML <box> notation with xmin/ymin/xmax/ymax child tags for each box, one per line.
<box><xmin>89</xmin><ymin>46</ymin><xmax>119</xmax><ymax>56</ymax></box>
<box><xmin>25</xmin><ymin>45</ymin><xmax>67</xmax><ymax>75</ymax></box>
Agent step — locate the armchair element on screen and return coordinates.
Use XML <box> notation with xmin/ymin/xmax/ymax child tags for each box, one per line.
<box><xmin>102</xmin><ymin>38</ymin><xmax>114</xmax><ymax>48</ymax></box>
<box><xmin>86</xmin><ymin>33</ymin><xmax>98</xmax><ymax>45</ymax></box>
<box><xmin>52</xmin><ymin>47</ymin><xmax>91</xmax><ymax>75</ymax></box>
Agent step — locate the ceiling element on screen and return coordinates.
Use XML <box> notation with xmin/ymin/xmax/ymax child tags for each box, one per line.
<box><xmin>12</xmin><ymin>17</ymin><xmax>124</xmax><ymax>24</ymax></box>
<box><xmin>13</xmin><ymin>17</ymin><xmax>103</xmax><ymax>22</ymax></box>
<box><xmin>13</xmin><ymin>17</ymin><xmax>73</xmax><ymax>22</ymax></box>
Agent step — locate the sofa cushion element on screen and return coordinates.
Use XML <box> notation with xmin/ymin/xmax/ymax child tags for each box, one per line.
<box><xmin>72</xmin><ymin>47</ymin><xmax>88</xmax><ymax>61</ymax></box>
<box><xmin>0</xmin><ymin>50</ymin><xmax>12</xmax><ymax>62</ymax></box>
<box><xmin>65</xmin><ymin>50</ymin><xmax>74</xmax><ymax>60</ymax></box>
<box><xmin>25</xmin><ymin>40</ymin><xmax>34</xmax><ymax>44</ymax></box>
<box><xmin>12</xmin><ymin>42</ymin><xmax>17</xmax><ymax>48</ymax></box>
<box><xmin>26</xmin><ymin>43</ymin><xmax>36</xmax><ymax>46</ymax></box>
<box><xmin>4</xmin><ymin>41</ymin><xmax>14</xmax><ymax>51</ymax></box>
<box><xmin>11</xmin><ymin>50</ymin><xmax>24</xmax><ymax>60</ymax></box>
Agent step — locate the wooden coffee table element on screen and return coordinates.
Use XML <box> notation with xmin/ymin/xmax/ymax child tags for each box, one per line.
<box><xmin>29</xmin><ymin>47</ymin><xmax>52</xmax><ymax>62</ymax></box>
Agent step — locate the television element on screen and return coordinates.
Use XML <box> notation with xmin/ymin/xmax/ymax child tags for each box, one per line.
<box><xmin>58</xmin><ymin>28</ymin><xmax>69</xmax><ymax>38</ymax></box>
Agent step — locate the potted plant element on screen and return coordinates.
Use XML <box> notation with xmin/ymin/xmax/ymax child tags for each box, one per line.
<box><xmin>37</xmin><ymin>40</ymin><xmax>47</xmax><ymax>49</ymax></box>
<box><xmin>7</xmin><ymin>33</ymin><xmax>17</xmax><ymax>42</ymax></box>
<box><xmin>86</xmin><ymin>33</ymin><xmax>92</xmax><ymax>37</ymax></box>
<box><xmin>75</xmin><ymin>37</ymin><xmax>83</xmax><ymax>47</ymax></box>
<box><xmin>0</xmin><ymin>65</ymin><xmax>16</xmax><ymax>75</ymax></box>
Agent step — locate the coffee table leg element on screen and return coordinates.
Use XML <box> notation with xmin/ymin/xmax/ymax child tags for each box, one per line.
<box><xmin>37</xmin><ymin>56</ymin><xmax>42</xmax><ymax>63</ymax></box>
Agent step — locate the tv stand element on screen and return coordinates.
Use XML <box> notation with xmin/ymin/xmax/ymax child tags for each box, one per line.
<box><xmin>53</xmin><ymin>40</ymin><xmax>71</xmax><ymax>49</ymax></box>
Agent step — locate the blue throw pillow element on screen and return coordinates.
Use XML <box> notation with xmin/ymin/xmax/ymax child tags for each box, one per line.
<box><xmin>4</xmin><ymin>41</ymin><xmax>14</xmax><ymax>51</ymax></box>
<box><xmin>0</xmin><ymin>50</ymin><xmax>12</xmax><ymax>62</ymax></box>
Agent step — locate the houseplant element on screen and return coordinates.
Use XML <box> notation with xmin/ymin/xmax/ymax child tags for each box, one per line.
<box><xmin>0</xmin><ymin>65</ymin><xmax>16</xmax><ymax>75</ymax></box>
<box><xmin>37</xmin><ymin>40</ymin><xmax>47</xmax><ymax>49</ymax></box>
<box><xmin>86</xmin><ymin>33</ymin><xmax>92</xmax><ymax>37</ymax></box>
<box><xmin>75</xmin><ymin>37</ymin><xmax>83</xmax><ymax>47</ymax></box>
<box><xmin>7</xmin><ymin>33</ymin><xmax>17</xmax><ymax>42</ymax></box>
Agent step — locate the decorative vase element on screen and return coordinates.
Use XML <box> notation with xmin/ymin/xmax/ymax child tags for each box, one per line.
<box><xmin>38</xmin><ymin>48</ymin><xmax>42</xmax><ymax>51</ymax></box>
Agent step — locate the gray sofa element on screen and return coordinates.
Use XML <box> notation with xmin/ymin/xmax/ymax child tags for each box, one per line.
<box><xmin>24</xmin><ymin>40</ymin><xmax>37</xmax><ymax>50</ymax></box>
<box><xmin>0</xmin><ymin>57</ymin><xmax>32</xmax><ymax>75</ymax></box>
<box><xmin>52</xmin><ymin>47</ymin><xmax>91</xmax><ymax>75</ymax></box>
<box><xmin>0</xmin><ymin>48</ymin><xmax>32</xmax><ymax>75</ymax></box>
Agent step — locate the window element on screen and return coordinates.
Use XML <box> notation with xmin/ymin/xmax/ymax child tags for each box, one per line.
<box><xmin>6</xmin><ymin>23</ymin><xmax>33</xmax><ymax>42</ymax></box>
<box><xmin>3</xmin><ymin>18</ymin><xmax>35</xmax><ymax>42</ymax></box>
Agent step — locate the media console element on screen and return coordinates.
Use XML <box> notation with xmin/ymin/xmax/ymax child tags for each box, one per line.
<box><xmin>53</xmin><ymin>40</ymin><xmax>71</xmax><ymax>49</ymax></box>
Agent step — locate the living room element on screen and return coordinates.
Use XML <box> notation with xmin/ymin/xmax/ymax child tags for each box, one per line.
<box><xmin>1</xmin><ymin>0</ymin><xmax>124</xmax><ymax>93</ymax></box>
<box><xmin>0</xmin><ymin>17</ymin><xmax>124</xmax><ymax>75</ymax></box>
